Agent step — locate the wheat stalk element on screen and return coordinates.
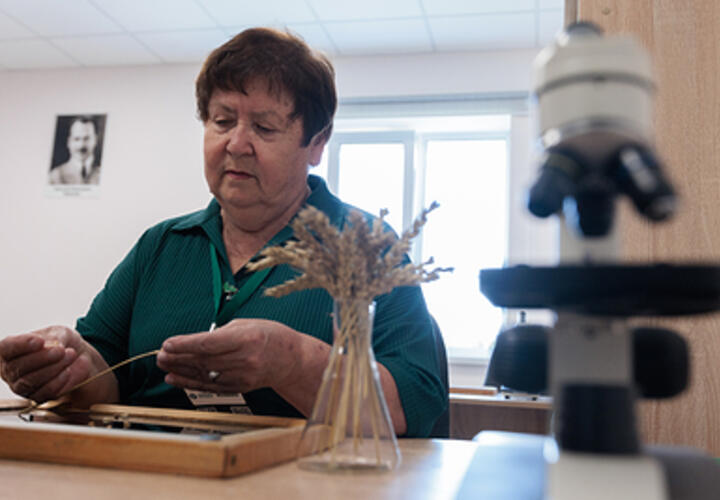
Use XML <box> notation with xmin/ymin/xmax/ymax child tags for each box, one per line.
<box><xmin>18</xmin><ymin>350</ymin><xmax>161</xmax><ymax>421</ymax></box>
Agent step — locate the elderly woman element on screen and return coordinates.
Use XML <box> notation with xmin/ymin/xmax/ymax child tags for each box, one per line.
<box><xmin>0</xmin><ymin>28</ymin><xmax>446</xmax><ymax>437</ymax></box>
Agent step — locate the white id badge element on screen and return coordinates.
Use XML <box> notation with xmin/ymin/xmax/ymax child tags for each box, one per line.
<box><xmin>184</xmin><ymin>387</ymin><xmax>250</xmax><ymax>408</ymax></box>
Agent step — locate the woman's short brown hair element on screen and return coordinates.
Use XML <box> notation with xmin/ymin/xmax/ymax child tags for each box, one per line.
<box><xmin>196</xmin><ymin>28</ymin><xmax>337</xmax><ymax>147</ymax></box>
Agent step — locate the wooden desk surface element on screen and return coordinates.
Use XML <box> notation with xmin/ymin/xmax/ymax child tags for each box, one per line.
<box><xmin>0</xmin><ymin>439</ymin><xmax>480</xmax><ymax>500</ymax></box>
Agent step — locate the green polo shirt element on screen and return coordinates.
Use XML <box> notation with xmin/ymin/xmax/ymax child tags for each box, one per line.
<box><xmin>76</xmin><ymin>175</ymin><xmax>447</xmax><ymax>437</ymax></box>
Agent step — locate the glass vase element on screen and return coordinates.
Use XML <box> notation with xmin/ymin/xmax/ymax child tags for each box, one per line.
<box><xmin>297</xmin><ymin>299</ymin><xmax>401</xmax><ymax>471</ymax></box>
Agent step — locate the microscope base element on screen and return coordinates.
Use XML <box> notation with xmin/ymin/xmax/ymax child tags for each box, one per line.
<box><xmin>548</xmin><ymin>449</ymin><xmax>666</xmax><ymax>500</ymax></box>
<box><xmin>454</xmin><ymin>431</ymin><xmax>719</xmax><ymax>500</ymax></box>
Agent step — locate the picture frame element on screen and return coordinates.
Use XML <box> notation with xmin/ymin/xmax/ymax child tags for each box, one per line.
<box><xmin>45</xmin><ymin>113</ymin><xmax>107</xmax><ymax>198</ymax></box>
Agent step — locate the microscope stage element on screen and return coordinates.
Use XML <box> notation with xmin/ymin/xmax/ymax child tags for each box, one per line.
<box><xmin>480</xmin><ymin>264</ymin><xmax>720</xmax><ymax>316</ymax></box>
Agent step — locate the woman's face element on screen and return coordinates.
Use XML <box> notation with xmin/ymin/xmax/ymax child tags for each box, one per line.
<box><xmin>203</xmin><ymin>80</ymin><xmax>324</xmax><ymax>229</ymax></box>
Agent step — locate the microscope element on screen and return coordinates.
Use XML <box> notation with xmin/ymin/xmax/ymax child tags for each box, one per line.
<box><xmin>474</xmin><ymin>22</ymin><xmax>720</xmax><ymax>500</ymax></box>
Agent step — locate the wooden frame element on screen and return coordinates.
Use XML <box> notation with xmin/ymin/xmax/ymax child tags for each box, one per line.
<box><xmin>0</xmin><ymin>403</ymin><xmax>306</xmax><ymax>477</ymax></box>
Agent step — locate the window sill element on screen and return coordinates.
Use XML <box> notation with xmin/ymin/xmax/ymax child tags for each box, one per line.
<box><xmin>447</xmin><ymin>347</ymin><xmax>490</xmax><ymax>365</ymax></box>
<box><xmin>448</xmin><ymin>348</ymin><xmax>490</xmax><ymax>388</ymax></box>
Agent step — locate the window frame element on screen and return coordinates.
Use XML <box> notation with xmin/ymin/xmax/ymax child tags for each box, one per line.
<box><xmin>325</xmin><ymin>128</ymin><xmax>513</xmax><ymax>361</ymax></box>
<box><xmin>323</xmin><ymin>94</ymin><xmax>557</xmax><ymax>386</ymax></box>
<box><xmin>327</xmin><ymin>131</ymin><xmax>415</xmax><ymax>232</ymax></box>
<box><xmin>412</xmin><ymin>130</ymin><xmax>511</xmax><ymax>265</ymax></box>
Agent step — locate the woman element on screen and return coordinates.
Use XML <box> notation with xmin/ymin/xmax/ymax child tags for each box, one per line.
<box><xmin>0</xmin><ymin>28</ymin><xmax>446</xmax><ymax>437</ymax></box>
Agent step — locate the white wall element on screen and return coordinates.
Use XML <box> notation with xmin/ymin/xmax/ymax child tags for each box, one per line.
<box><xmin>0</xmin><ymin>49</ymin><xmax>538</xmax><ymax>398</ymax></box>
<box><xmin>333</xmin><ymin>50</ymin><xmax>536</xmax><ymax>98</ymax></box>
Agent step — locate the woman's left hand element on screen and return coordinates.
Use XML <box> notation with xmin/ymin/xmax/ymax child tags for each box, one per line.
<box><xmin>156</xmin><ymin>319</ymin><xmax>311</xmax><ymax>394</ymax></box>
<box><xmin>156</xmin><ymin>317</ymin><xmax>405</xmax><ymax>433</ymax></box>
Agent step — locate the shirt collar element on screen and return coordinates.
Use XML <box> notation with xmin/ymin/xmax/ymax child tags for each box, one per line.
<box><xmin>170</xmin><ymin>197</ymin><xmax>221</xmax><ymax>231</ymax></box>
<box><xmin>304</xmin><ymin>174</ymin><xmax>344</xmax><ymax>226</ymax></box>
<box><xmin>169</xmin><ymin>197</ymin><xmax>224</xmax><ymax>254</ymax></box>
<box><xmin>168</xmin><ymin>174</ymin><xmax>344</xmax><ymax>262</ymax></box>
<box><xmin>171</xmin><ymin>175</ymin><xmax>341</xmax><ymax>229</ymax></box>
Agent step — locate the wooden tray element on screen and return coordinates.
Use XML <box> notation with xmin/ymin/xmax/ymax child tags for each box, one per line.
<box><xmin>0</xmin><ymin>402</ymin><xmax>306</xmax><ymax>477</ymax></box>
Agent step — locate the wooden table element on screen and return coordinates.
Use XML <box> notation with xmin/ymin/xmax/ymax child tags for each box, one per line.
<box><xmin>0</xmin><ymin>439</ymin><xmax>482</xmax><ymax>500</ymax></box>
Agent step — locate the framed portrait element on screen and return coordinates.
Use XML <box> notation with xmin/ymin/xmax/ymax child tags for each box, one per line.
<box><xmin>46</xmin><ymin>114</ymin><xmax>107</xmax><ymax>197</ymax></box>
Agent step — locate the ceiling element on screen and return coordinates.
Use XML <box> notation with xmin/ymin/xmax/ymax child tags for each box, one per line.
<box><xmin>0</xmin><ymin>0</ymin><xmax>564</xmax><ymax>71</ymax></box>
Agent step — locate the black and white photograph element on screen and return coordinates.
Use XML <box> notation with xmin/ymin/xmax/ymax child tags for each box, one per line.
<box><xmin>47</xmin><ymin>114</ymin><xmax>107</xmax><ymax>186</ymax></box>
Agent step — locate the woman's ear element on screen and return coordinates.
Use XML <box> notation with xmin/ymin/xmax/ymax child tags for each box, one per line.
<box><xmin>308</xmin><ymin>126</ymin><xmax>331</xmax><ymax>166</ymax></box>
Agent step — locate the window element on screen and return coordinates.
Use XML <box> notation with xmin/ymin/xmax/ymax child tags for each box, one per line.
<box><xmin>330</xmin><ymin>133</ymin><xmax>412</xmax><ymax>233</ymax></box>
<box><xmin>315</xmin><ymin>96</ymin><xmax>557</xmax><ymax>363</ymax></box>
<box><xmin>420</xmin><ymin>136</ymin><xmax>507</xmax><ymax>353</ymax></box>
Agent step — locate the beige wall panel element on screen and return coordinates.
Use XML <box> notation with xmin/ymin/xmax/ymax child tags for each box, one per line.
<box><xmin>570</xmin><ymin>0</ymin><xmax>720</xmax><ymax>455</ymax></box>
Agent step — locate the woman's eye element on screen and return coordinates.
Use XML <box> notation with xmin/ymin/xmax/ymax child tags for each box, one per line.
<box><xmin>255</xmin><ymin>123</ymin><xmax>276</xmax><ymax>134</ymax></box>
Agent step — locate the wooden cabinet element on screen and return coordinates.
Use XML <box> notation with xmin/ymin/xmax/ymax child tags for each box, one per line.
<box><xmin>568</xmin><ymin>0</ymin><xmax>720</xmax><ymax>455</ymax></box>
<box><xmin>449</xmin><ymin>393</ymin><xmax>551</xmax><ymax>440</ymax></box>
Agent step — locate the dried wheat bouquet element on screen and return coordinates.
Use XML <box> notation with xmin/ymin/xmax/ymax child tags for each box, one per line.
<box><xmin>247</xmin><ymin>202</ymin><xmax>451</xmax><ymax>301</ymax></box>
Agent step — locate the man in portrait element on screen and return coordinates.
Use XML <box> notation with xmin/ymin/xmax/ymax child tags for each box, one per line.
<box><xmin>48</xmin><ymin>115</ymin><xmax>104</xmax><ymax>185</ymax></box>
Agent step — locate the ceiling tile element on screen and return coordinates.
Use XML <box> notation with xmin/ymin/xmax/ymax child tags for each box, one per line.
<box><xmin>429</xmin><ymin>13</ymin><xmax>535</xmax><ymax>51</ymax></box>
<box><xmin>0</xmin><ymin>1</ymin><xmax>567</xmax><ymax>70</ymax></box>
<box><xmin>286</xmin><ymin>23</ymin><xmax>337</xmax><ymax>55</ymax></box>
<box><xmin>219</xmin><ymin>23</ymin><xmax>337</xmax><ymax>56</ymax></box>
<box><xmin>0</xmin><ymin>0</ymin><xmax>122</xmax><ymax>36</ymax></box>
<box><xmin>91</xmin><ymin>0</ymin><xmax>217</xmax><ymax>31</ymax></box>
<box><xmin>325</xmin><ymin>19</ymin><xmax>432</xmax><ymax>56</ymax></box>
<box><xmin>196</xmin><ymin>0</ymin><xmax>316</xmax><ymax>26</ymax></box>
<box><xmin>307</xmin><ymin>0</ymin><xmax>423</xmax><ymax>21</ymax></box>
<box><xmin>51</xmin><ymin>34</ymin><xmax>161</xmax><ymax>66</ymax></box>
<box><xmin>421</xmin><ymin>0</ymin><xmax>535</xmax><ymax>16</ymax></box>
<box><xmin>136</xmin><ymin>29</ymin><xmax>230</xmax><ymax>63</ymax></box>
<box><xmin>0</xmin><ymin>9</ymin><xmax>34</xmax><ymax>39</ymax></box>
<box><xmin>538</xmin><ymin>9</ymin><xmax>563</xmax><ymax>47</ymax></box>
<box><xmin>0</xmin><ymin>38</ymin><xmax>78</xmax><ymax>69</ymax></box>
<box><xmin>539</xmin><ymin>0</ymin><xmax>564</xmax><ymax>9</ymax></box>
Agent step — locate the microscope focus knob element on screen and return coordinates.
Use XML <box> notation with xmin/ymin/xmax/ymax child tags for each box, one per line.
<box><xmin>633</xmin><ymin>327</ymin><xmax>689</xmax><ymax>398</ymax></box>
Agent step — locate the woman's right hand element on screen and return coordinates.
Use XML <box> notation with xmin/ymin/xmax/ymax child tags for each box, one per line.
<box><xmin>0</xmin><ymin>325</ymin><xmax>118</xmax><ymax>406</ymax></box>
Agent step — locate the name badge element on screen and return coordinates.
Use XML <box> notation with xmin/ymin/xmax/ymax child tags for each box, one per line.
<box><xmin>184</xmin><ymin>388</ymin><xmax>252</xmax><ymax>414</ymax></box>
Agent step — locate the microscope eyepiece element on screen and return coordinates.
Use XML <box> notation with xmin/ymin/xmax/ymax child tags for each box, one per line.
<box><xmin>564</xmin><ymin>185</ymin><xmax>616</xmax><ymax>237</ymax></box>
<box><xmin>615</xmin><ymin>146</ymin><xmax>676</xmax><ymax>221</ymax></box>
<box><xmin>528</xmin><ymin>150</ymin><xmax>582</xmax><ymax>218</ymax></box>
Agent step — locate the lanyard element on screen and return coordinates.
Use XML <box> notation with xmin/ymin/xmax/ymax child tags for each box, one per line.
<box><xmin>209</xmin><ymin>241</ymin><xmax>272</xmax><ymax>327</ymax></box>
